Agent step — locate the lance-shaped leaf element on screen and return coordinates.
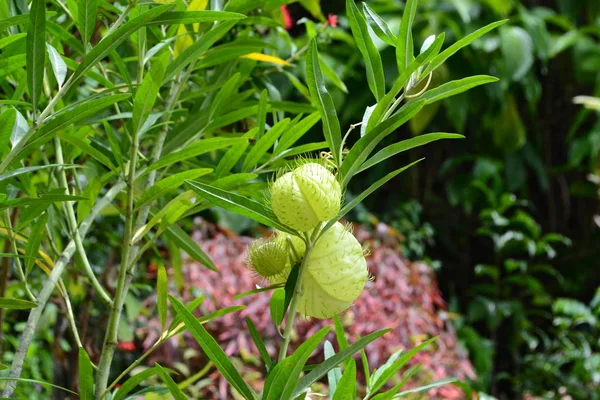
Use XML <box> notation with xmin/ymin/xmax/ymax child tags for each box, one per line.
<box><xmin>241</xmin><ymin>118</ymin><xmax>290</xmax><ymax>171</ymax></box>
<box><xmin>421</xmin><ymin>20</ymin><xmax>508</xmax><ymax>78</ymax></box>
<box><xmin>396</xmin><ymin>0</ymin><xmax>418</xmax><ymax>75</ymax></box>
<box><xmin>293</xmin><ymin>328</ymin><xmax>391</xmax><ymax>398</ymax></box>
<box><xmin>263</xmin><ymin>327</ymin><xmax>331</xmax><ymax>400</ymax></box>
<box><xmin>26</xmin><ymin>0</ymin><xmax>45</xmax><ymax>112</ymax></box>
<box><xmin>0</xmin><ymin>298</ymin><xmax>38</xmax><ymax>310</ymax></box>
<box><xmin>363</xmin><ymin>3</ymin><xmax>397</xmax><ymax>46</ymax></box>
<box><xmin>78</xmin><ymin>0</ymin><xmax>97</xmax><ymax>47</ymax></box>
<box><xmin>340</xmin><ymin>100</ymin><xmax>426</xmax><ymax>186</ymax></box>
<box><xmin>165</xmin><ymin>20</ymin><xmax>238</xmax><ymax>83</ymax></box>
<box><xmin>155</xmin><ymin>364</ymin><xmax>187</xmax><ymax>400</ymax></box>
<box><xmin>347</xmin><ymin>0</ymin><xmax>385</xmax><ymax>100</ymax></box>
<box><xmin>133</xmin><ymin>55</ymin><xmax>166</xmax><ymax>133</ymax></box>
<box><xmin>169</xmin><ymin>295</ymin><xmax>257</xmax><ymax>400</ymax></box>
<box><xmin>146</xmin><ymin>10</ymin><xmax>245</xmax><ymax>25</ymax></box>
<box><xmin>366</xmin><ymin>32</ymin><xmax>445</xmax><ymax>132</ymax></box>
<box><xmin>78</xmin><ymin>348</ymin><xmax>94</xmax><ymax>400</ymax></box>
<box><xmin>46</xmin><ymin>44</ymin><xmax>67</xmax><ymax>88</ymax></box>
<box><xmin>369</xmin><ymin>336</ymin><xmax>438</xmax><ymax>394</ymax></box>
<box><xmin>305</xmin><ymin>39</ymin><xmax>342</xmax><ymax>167</ymax></box>
<box><xmin>186</xmin><ymin>180</ymin><xmax>295</xmax><ymax>234</ymax></box>
<box><xmin>358</xmin><ymin>133</ymin><xmax>464</xmax><ymax>173</ymax></box>
<box><xmin>71</xmin><ymin>5</ymin><xmax>172</xmax><ymax>88</ymax></box>
<box><xmin>162</xmin><ymin>225</ymin><xmax>217</xmax><ymax>271</ymax></box>
<box><xmin>420</xmin><ymin>75</ymin><xmax>499</xmax><ymax>105</ymax></box>
<box><xmin>148</xmin><ymin>137</ymin><xmax>247</xmax><ymax>171</ymax></box>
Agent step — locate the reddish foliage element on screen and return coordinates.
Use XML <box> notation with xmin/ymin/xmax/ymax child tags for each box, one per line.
<box><xmin>142</xmin><ymin>220</ymin><xmax>475</xmax><ymax>398</ymax></box>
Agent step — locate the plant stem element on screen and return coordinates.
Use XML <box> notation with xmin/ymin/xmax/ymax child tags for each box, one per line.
<box><xmin>3</xmin><ymin>210</ymin><xmax>36</xmax><ymax>302</ymax></box>
<box><xmin>54</xmin><ymin>137</ymin><xmax>113</xmax><ymax>306</ymax></box>
<box><xmin>93</xmin><ymin>124</ymin><xmax>140</xmax><ymax>397</ymax></box>
<box><xmin>0</xmin><ymin>180</ymin><xmax>128</xmax><ymax>397</ymax></box>
<box><xmin>94</xmin><ymin>69</ymin><xmax>187</xmax><ymax>399</ymax></box>
<box><xmin>102</xmin><ymin>1</ymin><xmax>134</xmax><ymax>39</ymax></box>
<box><xmin>100</xmin><ymin>340</ymin><xmax>161</xmax><ymax>399</ymax></box>
<box><xmin>278</xmin><ymin>235</ymin><xmax>314</xmax><ymax>362</ymax></box>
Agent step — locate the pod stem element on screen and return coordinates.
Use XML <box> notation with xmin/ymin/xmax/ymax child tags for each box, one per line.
<box><xmin>278</xmin><ymin>226</ymin><xmax>322</xmax><ymax>361</ymax></box>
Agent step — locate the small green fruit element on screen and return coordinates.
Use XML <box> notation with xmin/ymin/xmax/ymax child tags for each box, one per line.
<box><xmin>271</xmin><ymin>163</ymin><xmax>341</xmax><ymax>232</ymax></box>
<box><xmin>248</xmin><ymin>237</ymin><xmax>287</xmax><ymax>278</ymax></box>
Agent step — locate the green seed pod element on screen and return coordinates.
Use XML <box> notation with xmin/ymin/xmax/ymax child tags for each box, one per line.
<box><xmin>271</xmin><ymin>163</ymin><xmax>341</xmax><ymax>232</ymax></box>
<box><xmin>248</xmin><ymin>237</ymin><xmax>288</xmax><ymax>278</ymax></box>
<box><xmin>270</xmin><ymin>223</ymin><xmax>368</xmax><ymax>319</ymax></box>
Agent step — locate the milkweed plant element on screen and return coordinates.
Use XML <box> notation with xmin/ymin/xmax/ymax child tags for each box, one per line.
<box><xmin>0</xmin><ymin>0</ymin><xmax>505</xmax><ymax>398</ymax></box>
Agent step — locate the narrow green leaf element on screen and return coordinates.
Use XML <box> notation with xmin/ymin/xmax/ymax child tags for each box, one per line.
<box><xmin>164</xmin><ymin>20</ymin><xmax>237</xmax><ymax>83</ymax></box>
<box><xmin>282</xmin><ymin>263</ymin><xmax>299</xmax><ymax>317</ymax></box>
<box><xmin>371</xmin><ymin>365</ymin><xmax>422</xmax><ymax>400</ymax></box>
<box><xmin>186</xmin><ymin>180</ymin><xmax>295</xmax><ymax>234</ymax></box>
<box><xmin>332</xmin><ymin>361</ymin><xmax>356</xmax><ymax>400</ymax></box>
<box><xmin>319</xmin><ymin>54</ymin><xmax>348</xmax><ymax>93</ymax></box>
<box><xmin>420</xmin><ymin>76</ymin><xmax>499</xmax><ymax>105</ymax></box>
<box><xmin>245</xmin><ymin>317</ymin><xmax>272</xmax><ymax>369</ymax></box>
<box><xmin>233</xmin><ymin>284</ymin><xmax>282</xmax><ymax>300</ymax></box>
<box><xmin>396</xmin><ymin>0</ymin><xmax>418</xmax><ymax>75</ymax></box>
<box><xmin>293</xmin><ymin>329</ymin><xmax>391</xmax><ymax>398</ymax></box>
<box><xmin>358</xmin><ymin>133</ymin><xmax>464</xmax><ymax>173</ymax></box>
<box><xmin>155</xmin><ymin>364</ymin><xmax>188</xmax><ymax>400</ymax></box>
<box><xmin>0</xmin><ymin>378</ymin><xmax>76</xmax><ymax>395</ymax></box>
<box><xmin>25</xmin><ymin>213</ymin><xmax>47</xmax><ymax>274</ymax></box>
<box><xmin>148</xmin><ymin>137</ymin><xmax>246</xmax><ymax>172</ymax></box>
<box><xmin>71</xmin><ymin>5</ymin><xmax>172</xmax><ymax>87</ymax></box>
<box><xmin>269</xmin><ymin>288</ymin><xmax>285</xmax><ymax>327</ymax></box>
<box><xmin>166</xmin><ymin>296</ymin><xmax>206</xmax><ymax>333</ymax></box>
<box><xmin>256</xmin><ymin>89</ymin><xmax>268</xmax><ymax>140</ymax></box>
<box><xmin>112</xmin><ymin>366</ymin><xmax>163</xmax><ymax>400</ymax></box>
<box><xmin>0</xmin><ymin>194</ymin><xmax>87</xmax><ymax>212</ymax></box>
<box><xmin>0</xmin><ymin>298</ymin><xmax>37</xmax><ymax>310</ymax></box>
<box><xmin>339</xmin><ymin>159</ymin><xmax>424</xmax><ymax>225</ymax></box>
<box><xmin>263</xmin><ymin>327</ymin><xmax>331</xmax><ymax>400</ymax></box>
<box><xmin>370</xmin><ymin>337</ymin><xmax>438</xmax><ymax>394</ymax></box>
<box><xmin>324</xmin><ymin>341</ymin><xmax>342</xmax><ymax>397</ymax></box>
<box><xmin>162</xmin><ymin>225</ymin><xmax>217</xmax><ymax>271</ymax></box>
<box><xmin>362</xmin><ymin>3</ymin><xmax>397</xmax><ymax>46</ymax></box>
<box><xmin>26</xmin><ymin>0</ymin><xmax>46</xmax><ymax>112</ymax></box>
<box><xmin>274</xmin><ymin>112</ymin><xmax>320</xmax><ymax>155</ymax></box>
<box><xmin>305</xmin><ymin>39</ymin><xmax>342</xmax><ymax>167</ymax></box>
<box><xmin>0</xmin><ymin>164</ymin><xmax>74</xmax><ymax>184</ymax></box>
<box><xmin>347</xmin><ymin>0</ymin><xmax>385</xmax><ymax>100</ymax></box>
<box><xmin>145</xmin><ymin>10</ymin><xmax>246</xmax><ymax>25</ymax></box>
<box><xmin>340</xmin><ymin>100</ymin><xmax>426</xmax><ymax>187</ymax></box>
<box><xmin>242</xmin><ymin>118</ymin><xmax>290</xmax><ymax>172</ymax></box>
<box><xmin>46</xmin><ymin>44</ymin><xmax>67</xmax><ymax>88</ymax></box>
<box><xmin>78</xmin><ymin>0</ymin><xmax>97</xmax><ymax>47</ymax></box>
<box><xmin>133</xmin><ymin>55</ymin><xmax>166</xmax><ymax>133</ymax></box>
<box><xmin>58</xmin><ymin>133</ymin><xmax>116</xmax><ymax>170</ymax></box>
<box><xmin>215</xmin><ymin>130</ymin><xmax>255</xmax><ymax>177</ymax></box>
<box><xmin>333</xmin><ymin>316</ymin><xmax>349</xmax><ymax>351</ymax></box>
<box><xmin>394</xmin><ymin>378</ymin><xmax>457</xmax><ymax>397</ymax></box>
<box><xmin>0</xmin><ymin>13</ymin><xmax>56</xmax><ymax>31</ymax></box>
<box><xmin>422</xmin><ymin>20</ymin><xmax>508</xmax><ymax>78</ymax></box>
<box><xmin>78</xmin><ymin>347</ymin><xmax>94</xmax><ymax>400</ymax></box>
<box><xmin>169</xmin><ymin>295</ymin><xmax>257</xmax><ymax>400</ymax></box>
<box><xmin>367</xmin><ymin>32</ymin><xmax>444</xmax><ymax>133</ymax></box>
<box><xmin>209</xmin><ymin>73</ymin><xmax>242</xmax><ymax>121</ymax></box>
<box><xmin>77</xmin><ymin>177</ymin><xmax>102</xmax><ymax>223</ymax></box>
<box><xmin>137</xmin><ymin>169</ymin><xmax>212</xmax><ymax>208</ymax></box>
<box><xmin>7</xmin><ymin>94</ymin><xmax>131</xmax><ymax>170</ymax></box>
<box><xmin>157</xmin><ymin>263</ymin><xmax>168</xmax><ymax>330</ymax></box>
